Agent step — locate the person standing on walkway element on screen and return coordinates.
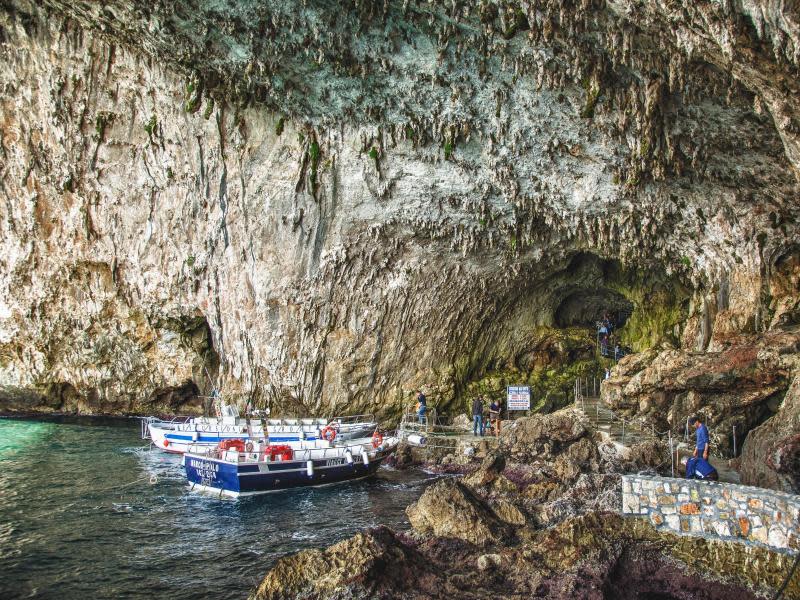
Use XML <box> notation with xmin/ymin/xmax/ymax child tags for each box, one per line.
<box><xmin>472</xmin><ymin>396</ymin><xmax>484</xmax><ymax>436</ymax></box>
<box><xmin>689</xmin><ymin>415</ymin><xmax>710</xmax><ymax>461</ymax></box>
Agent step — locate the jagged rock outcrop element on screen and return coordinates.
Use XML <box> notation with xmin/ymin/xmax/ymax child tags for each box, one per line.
<box><xmin>0</xmin><ymin>0</ymin><xmax>798</xmax><ymax>423</ymax></box>
<box><xmin>740</xmin><ymin>374</ymin><xmax>800</xmax><ymax>493</ymax></box>
<box><xmin>499</xmin><ymin>407</ymin><xmax>594</xmax><ymax>463</ymax></box>
<box><xmin>602</xmin><ymin>326</ymin><xmax>800</xmax><ymax>491</ymax></box>
<box><xmin>251</xmin><ymin>511</ymin><xmax>796</xmax><ymax>600</ymax></box>
<box><xmin>249</xmin><ymin>526</ymin><xmax>435</xmax><ymax>600</ymax></box>
<box><xmin>406</xmin><ymin>478</ymin><xmax>514</xmax><ymax>546</ymax></box>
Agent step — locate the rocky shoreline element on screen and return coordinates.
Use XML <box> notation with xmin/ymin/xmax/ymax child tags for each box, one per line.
<box><xmin>249</xmin><ymin>408</ymin><xmax>799</xmax><ymax>599</ymax></box>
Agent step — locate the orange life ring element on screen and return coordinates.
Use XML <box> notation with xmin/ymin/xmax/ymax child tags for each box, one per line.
<box><xmin>371</xmin><ymin>431</ymin><xmax>383</xmax><ymax>449</ymax></box>
<box><xmin>321</xmin><ymin>426</ymin><xmax>337</xmax><ymax>442</ymax></box>
<box><xmin>163</xmin><ymin>439</ymin><xmax>170</xmax><ymax>447</ymax></box>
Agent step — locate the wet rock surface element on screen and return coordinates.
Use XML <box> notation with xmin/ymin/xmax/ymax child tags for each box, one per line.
<box><xmin>406</xmin><ymin>478</ymin><xmax>513</xmax><ymax>547</ymax></box>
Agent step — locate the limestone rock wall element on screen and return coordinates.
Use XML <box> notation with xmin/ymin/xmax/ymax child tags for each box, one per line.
<box><xmin>1</xmin><ymin>1</ymin><xmax>799</xmax><ymax>418</ymax></box>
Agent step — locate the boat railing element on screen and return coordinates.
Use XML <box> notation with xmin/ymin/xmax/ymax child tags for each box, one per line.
<box><xmin>139</xmin><ymin>415</ymin><xmax>191</xmax><ymax>439</ymax></box>
<box><xmin>397</xmin><ymin>409</ymin><xmax>466</xmax><ymax>439</ymax></box>
<box><xmin>328</xmin><ymin>414</ymin><xmax>376</xmax><ymax>426</ymax></box>
<box><xmin>189</xmin><ymin>437</ymin><xmax>395</xmax><ymax>463</ymax></box>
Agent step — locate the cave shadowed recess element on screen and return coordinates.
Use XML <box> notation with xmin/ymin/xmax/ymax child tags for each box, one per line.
<box><xmin>554</xmin><ymin>287</ymin><xmax>634</xmax><ymax>328</ymax></box>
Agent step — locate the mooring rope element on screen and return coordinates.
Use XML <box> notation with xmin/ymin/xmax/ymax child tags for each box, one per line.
<box><xmin>31</xmin><ymin>473</ymin><xmax>159</xmax><ymax>518</ymax></box>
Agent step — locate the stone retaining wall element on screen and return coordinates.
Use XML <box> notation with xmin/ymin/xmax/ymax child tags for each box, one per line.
<box><xmin>621</xmin><ymin>475</ymin><xmax>800</xmax><ymax>554</ymax></box>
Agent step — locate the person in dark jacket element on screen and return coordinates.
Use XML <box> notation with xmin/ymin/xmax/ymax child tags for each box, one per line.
<box><xmin>416</xmin><ymin>390</ymin><xmax>427</xmax><ymax>424</ymax></box>
<box><xmin>472</xmin><ymin>396</ymin><xmax>484</xmax><ymax>436</ymax></box>
<box><xmin>489</xmin><ymin>399</ymin><xmax>501</xmax><ymax>436</ymax></box>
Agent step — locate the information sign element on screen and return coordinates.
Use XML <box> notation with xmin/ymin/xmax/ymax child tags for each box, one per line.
<box><xmin>507</xmin><ymin>386</ymin><xmax>531</xmax><ymax>411</ymax></box>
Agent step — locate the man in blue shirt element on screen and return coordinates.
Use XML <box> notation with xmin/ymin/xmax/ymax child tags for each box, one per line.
<box><xmin>689</xmin><ymin>415</ymin><xmax>709</xmax><ymax>461</ymax></box>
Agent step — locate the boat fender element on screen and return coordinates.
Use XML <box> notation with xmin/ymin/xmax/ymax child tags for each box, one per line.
<box><xmin>306</xmin><ymin>460</ymin><xmax>314</xmax><ymax>477</ymax></box>
<box><xmin>191</xmin><ymin>432</ymin><xmax>198</xmax><ymax>442</ymax></box>
<box><xmin>163</xmin><ymin>439</ymin><xmax>170</xmax><ymax>448</ymax></box>
<box><xmin>345</xmin><ymin>450</ymin><xmax>353</xmax><ymax>465</ymax></box>
<box><xmin>407</xmin><ymin>434</ymin><xmax>425</xmax><ymax>446</ymax></box>
<box><xmin>361</xmin><ymin>449</ymin><xmax>370</xmax><ymax>466</ymax></box>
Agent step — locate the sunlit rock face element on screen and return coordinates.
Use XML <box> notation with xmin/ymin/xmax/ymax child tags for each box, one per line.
<box><xmin>0</xmin><ymin>0</ymin><xmax>798</xmax><ymax>417</ymax></box>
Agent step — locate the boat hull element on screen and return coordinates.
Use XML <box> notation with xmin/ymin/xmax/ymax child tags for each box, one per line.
<box><xmin>184</xmin><ymin>451</ymin><xmax>389</xmax><ymax>497</ymax></box>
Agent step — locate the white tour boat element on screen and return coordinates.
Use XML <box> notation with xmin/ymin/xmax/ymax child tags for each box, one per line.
<box><xmin>143</xmin><ymin>403</ymin><xmax>378</xmax><ymax>454</ymax></box>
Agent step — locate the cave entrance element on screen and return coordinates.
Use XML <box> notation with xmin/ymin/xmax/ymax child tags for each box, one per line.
<box><xmin>554</xmin><ymin>287</ymin><xmax>635</xmax><ymax>329</ymax></box>
<box><xmin>450</xmin><ymin>251</ymin><xmax>688</xmax><ymax>416</ymax></box>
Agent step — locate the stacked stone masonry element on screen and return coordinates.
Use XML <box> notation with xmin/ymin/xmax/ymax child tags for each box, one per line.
<box><xmin>621</xmin><ymin>475</ymin><xmax>800</xmax><ymax>555</ymax></box>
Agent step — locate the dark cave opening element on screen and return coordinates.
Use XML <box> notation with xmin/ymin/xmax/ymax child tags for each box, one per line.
<box><xmin>450</xmin><ymin>250</ymin><xmax>690</xmax><ymax>417</ymax></box>
<box><xmin>148</xmin><ymin>380</ymin><xmax>201</xmax><ymax>410</ymax></box>
<box><xmin>554</xmin><ymin>287</ymin><xmax>635</xmax><ymax>329</ymax></box>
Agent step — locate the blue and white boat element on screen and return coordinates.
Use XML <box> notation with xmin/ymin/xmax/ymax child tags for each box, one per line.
<box><xmin>143</xmin><ymin>403</ymin><xmax>377</xmax><ymax>454</ymax></box>
<box><xmin>183</xmin><ymin>434</ymin><xmax>398</xmax><ymax>497</ymax></box>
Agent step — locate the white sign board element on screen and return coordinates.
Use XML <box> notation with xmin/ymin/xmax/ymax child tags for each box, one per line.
<box><xmin>507</xmin><ymin>386</ymin><xmax>531</xmax><ymax>411</ymax></box>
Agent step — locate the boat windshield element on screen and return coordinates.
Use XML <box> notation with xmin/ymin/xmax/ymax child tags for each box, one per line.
<box><xmin>220</xmin><ymin>404</ymin><xmax>240</xmax><ymax>418</ymax></box>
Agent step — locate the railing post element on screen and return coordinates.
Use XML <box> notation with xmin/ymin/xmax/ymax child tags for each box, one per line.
<box><xmin>669</xmin><ymin>431</ymin><xmax>674</xmax><ymax>477</ymax></box>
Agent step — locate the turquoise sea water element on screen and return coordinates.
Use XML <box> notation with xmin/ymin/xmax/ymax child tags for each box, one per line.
<box><xmin>0</xmin><ymin>417</ymin><xmax>434</xmax><ymax>599</ymax></box>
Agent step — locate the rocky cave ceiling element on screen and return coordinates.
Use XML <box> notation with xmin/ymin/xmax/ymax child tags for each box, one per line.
<box><xmin>0</xmin><ymin>0</ymin><xmax>798</xmax><ymax>416</ymax></box>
